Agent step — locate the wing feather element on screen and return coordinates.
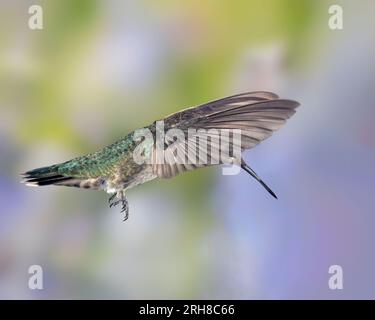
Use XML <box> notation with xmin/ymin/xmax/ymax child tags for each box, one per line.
<box><xmin>151</xmin><ymin>92</ymin><xmax>299</xmax><ymax>178</ymax></box>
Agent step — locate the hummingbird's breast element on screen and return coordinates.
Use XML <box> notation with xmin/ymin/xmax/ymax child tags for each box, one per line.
<box><xmin>102</xmin><ymin>164</ymin><xmax>156</xmax><ymax>193</ymax></box>
<box><xmin>99</xmin><ymin>128</ymin><xmax>157</xmax><ymax>193</ymax></box>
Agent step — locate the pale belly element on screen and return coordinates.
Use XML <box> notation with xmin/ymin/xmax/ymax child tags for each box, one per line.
<box><xmin>102</xmin><ymin>166</ymin><xmax>157</xmax><ymax>194</ymax></box>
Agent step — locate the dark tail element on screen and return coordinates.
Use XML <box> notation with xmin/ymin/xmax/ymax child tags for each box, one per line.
<box><xmin>21</xmin><ymin>164</ymin><xmax>73</xmax><ymax>187</ymax></box>
<box><xmin>241</xmin><ymin>160</ymin><xmax>278</xmax><ymax>199</ymax></box>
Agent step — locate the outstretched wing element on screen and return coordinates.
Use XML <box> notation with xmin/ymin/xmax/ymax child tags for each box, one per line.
<box><xmin>151</xmin><ymin>91</ymin><xmax>299</xmax><ymax>178</ymax></box>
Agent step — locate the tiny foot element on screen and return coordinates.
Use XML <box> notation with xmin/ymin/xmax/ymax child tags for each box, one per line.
<box><xmin>108</xmin><ymin>191</ymin><xmax>129</xmax><ymax>221</ymax></box>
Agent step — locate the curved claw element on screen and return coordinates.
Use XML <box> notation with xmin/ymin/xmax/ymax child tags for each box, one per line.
<box><xmin>109</xmin><ymin>200</ymin><xmax>120</xmax><ymax>208</ymax></box>
<box><xmin>120</xmin><ymin>197</ymin><xmax>129</xmax><ymax>221</ymax></box>
<box><xmin>108</xmin><ymin>191</ymin><xmax>129</xmax><ymax>221</ymax></box>
<box><xmin>108</xmin><ymin>193</ymin><xmax>116</xmax><ymax>203</ymax></box>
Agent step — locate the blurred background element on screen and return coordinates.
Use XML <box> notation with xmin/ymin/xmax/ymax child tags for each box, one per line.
<box><xmin>0</xmin><ymin>0</ymin><xmax>374</xmax><ymax>299</ymax></box>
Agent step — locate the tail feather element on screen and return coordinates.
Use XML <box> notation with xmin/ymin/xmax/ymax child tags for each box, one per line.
<box><xmin>22</xmin><ymin>165</ymin><xmax>74</xmax><ymax>187</ymax></box>
<box><xmin>21</xmin><ymin>164</ymin><xmax>102</xmax><ymax>190</ymax></box>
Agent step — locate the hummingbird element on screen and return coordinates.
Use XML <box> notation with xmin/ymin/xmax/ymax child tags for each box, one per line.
<box><xmin>22</xmin><ymin>91</ymin><xmax>299</xmax><ymax>220</ymax></box>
